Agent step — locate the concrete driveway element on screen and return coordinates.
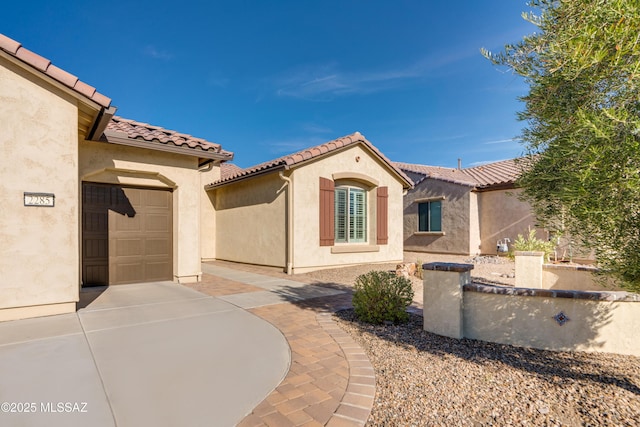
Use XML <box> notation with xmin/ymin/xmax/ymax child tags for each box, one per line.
<box><xmin>0</xmin><ymin>282</ymin><xmax>290</xmax><ymax>427</ymax></box>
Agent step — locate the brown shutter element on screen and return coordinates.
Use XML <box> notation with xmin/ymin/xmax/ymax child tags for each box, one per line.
<box><xmin>376</xmin><ymin>186</ymin><xmax>388</xmax><ymax>245</ymax></box>
<box><xmin>319</xmin><ymin>177</ymin><xmax>335</xmax><ymax>246</ymax></box>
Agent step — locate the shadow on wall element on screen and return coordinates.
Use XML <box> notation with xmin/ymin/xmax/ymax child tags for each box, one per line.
<box><xmin>461</xmin><ymin>285</ymin><xmax>616</xmax><ymax>354</ymax></box>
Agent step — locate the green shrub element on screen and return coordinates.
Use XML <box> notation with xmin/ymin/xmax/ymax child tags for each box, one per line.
<box><xmin>352</xmin><ymin>271</ymin><xmax>414</xmax><ymax>324</ymax></box>
<box><xmin>511</xmin><ymin>229</ymin><xmax>556</xmax><ymax>262</ymax></box>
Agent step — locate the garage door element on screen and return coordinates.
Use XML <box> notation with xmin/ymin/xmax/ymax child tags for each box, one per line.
<box><xmin>82</xmin><ymin>183</ymin><xmax>173</xmax><ymax>285</ymax></box>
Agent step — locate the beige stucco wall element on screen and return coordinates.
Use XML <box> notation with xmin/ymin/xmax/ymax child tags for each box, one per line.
<box><xmin>542</xmin><ymin>265</ymin><xmax>623</xmax><ymax>291</ymax></box>
<box><xmin>79</xmin><ymin>140</ymin><xmax>206</xmax><ymax>283</ymax></box>
<box><xmin>463</xmin><ymin>292</ymin><xmax>640</xmax><ymax>356</ymax></box>
<box><xmin>423</xmin><ymin>265</ymin><xmax>640</xmax><ymax>356</ymax></box>
<box><xmin>290</xmin><ymin>145</ymin><xmax>405</xmax><ymax>273</ymax></box>
<box><xmin>0</xmin><ymin>57</ymin><xmax>80</xmax><ymax>320</ymax></box>
<box><xmin>200</xmin><ymin>165</ymin><xmax>220</xmax><ymax>261</ymax></box>
<box><xmin>468</xmin><ymin>192</ymin><xmax>481</xmax><ymax>255</ymax></box>
<box><xmin>403</xmin><ymin>177</ymin><xmax>472</xmax><ymax>255</ymax></box>
<box><xmin>209</xmin><ymin>144</ymin><xmax>407</xmax><ymax>273</ymax></box>
<box><xmin>477</xmin><ymin>188</ymin><xmax>536</xmax><ymax>255</ymax></box>
<box><xmin>212</xmin><ymin>173</ymin><xmax>287</xmax><ymax>267</ymax></box>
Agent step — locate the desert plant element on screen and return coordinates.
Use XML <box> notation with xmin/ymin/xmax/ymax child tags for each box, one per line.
<box><xmin>352</xmin><ymin>271</ymin><xmax>414</xmax><ymax>324</ymax></box>
<box><xmin>415</xmin><ymin>259</ymin><xmax>423</xmax><ymax>280</ymax></box>
<box><xmin>512</xmin><ymin>229</ymin><xmax>556</xmax><ymax>262</ymax></box>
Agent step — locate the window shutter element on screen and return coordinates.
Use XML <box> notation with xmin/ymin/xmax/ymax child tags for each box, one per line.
<box><xmin>335</xmin><ymin>188</ymin><xmax>347</xmax><ymax>243</ymax></box>
<box><xmin>319</xmin><ymin>177</ymin><xmax>335</xmax><ymax>246</ymax></box>
<box><xmin>376</xmin><ymin>186</ymin><xmax>388</xmax><ymax>244</ymax></box>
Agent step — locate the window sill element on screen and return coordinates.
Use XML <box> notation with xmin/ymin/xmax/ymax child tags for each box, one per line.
<box><xmin>331</xmin><ymin>245</ymin><xmax>380</xmax><ymax>254</ymax></box>
<box><xmin>414</xmin><ymin>231</ymin><xmax>446</xmax><ymax>236</ymax></box>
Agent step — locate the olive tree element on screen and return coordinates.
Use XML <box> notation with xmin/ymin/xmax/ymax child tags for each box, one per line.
<box><xmin>483</xmin><ymin>0</ymin><xmax>640</xmax><ymax>291</ymax></box>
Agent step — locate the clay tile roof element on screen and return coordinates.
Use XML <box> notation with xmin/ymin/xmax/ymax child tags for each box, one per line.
<box><xmin>220</xmin><ymin>163</ymin><xmax>244</xmax><ymax>180</ymax></box>
<box><xmin>106</xmin><ymin>116</ymin><xmax>234</xmax><ymax>159</ymax></box>
<box><xmin>0</xmin><ymin>33</ymin><xmax>111</xmax><ymax>108</ymax></box>
<box><xmin>462</xmin><ymin>158</ymin><xmax>523</xmax><ymax>187</ymax></box>
<box><xmin>394</xmin><ymin>162</ymin><xmax>478</xmax><ymax>186</ymax></box>
<box><xmin>208</xmin><ymin>132</ymin><xmax>413</xmax><ymax>189</ymax></box>
<box><xmin>395</xmin><ymin>158</ymin><xmax>525</xmax><ymax>189</ymax></box>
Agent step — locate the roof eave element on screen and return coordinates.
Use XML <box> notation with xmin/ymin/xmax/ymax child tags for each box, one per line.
<box><xmin>102</xmin><ymin>130</ymin><xmax>234</xmax><ymax>161</ymax></box>
<box><xmin>473</xmin><ymin>182</ymin><xmax>517</xmax><ymax>192</ymax></box>
<box><xmin>205</xmin><ymin>164</ymin><xmax>288</xmax><ymax>191</ymax></box>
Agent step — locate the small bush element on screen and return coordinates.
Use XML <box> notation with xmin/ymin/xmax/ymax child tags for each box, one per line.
<box><xmin>511</xmin><ymin>229</ymin><xmax>556</xmax><ymax>262</ymax></box>
<box><xmin>352</xmin><ymin>271</ymin><xmax>414</xmax><ymax>324</ymax></box>
<box><xmin>415</xmin><ymin>259</ymin><xmax>423</xmax><ymax>280</ymax></box>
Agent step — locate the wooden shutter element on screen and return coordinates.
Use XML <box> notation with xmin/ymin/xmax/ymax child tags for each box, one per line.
<box><xmin>334</xmin><ymin>188</ymin><xmax>347</xmax><ymax>243</ymax></box>
<box><xmin>319</xmin><ymin>177</ymin><xmax>335</xmax><ymax>246</ymax></box>
<box><xmin>376</xmin><ymin>186</ymin><xmax>388</xmax><ymax>244</ymax></box>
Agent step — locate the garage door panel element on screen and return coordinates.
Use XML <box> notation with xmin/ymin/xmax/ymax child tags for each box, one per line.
<box><xmin>146</xmin><ymin>214</ymin><xmax>171</xmax><ymax>232</ymax></box>
<box><xmin>112</xmin><ymin>263</ymin><xmax>145</xmax><ymax>285</ymax></box>
<box><xmin>84</xmin><ymin>264</ymin><xmax>109</xmax><ymax>286</ymax></box>
<box><xmin>82</xmin><ymin>183</ymin><xmax>173</xmax><ymax>286</ymax></box>
<box><xmin>112</xmin><ymin>239</ymin><xmax>143</xmax><ymax>257</ymax></box>
<box><xmin>145</xmin><ymin>262</ymin><xmax>173</xmax><ymax>281</ymax></box>
<box><xmin>83</xmin><ymin>211</ymin><xmax>108</xmax><ymax>233</ymax></box>
<box><xmin>145</xmin><ymin>238</ymin><xmax>172</xmax><ymax>256</ymax></box>
<box><xmin>145</xmin><ymin>191</ymin><xmax>171</xmax><ymax>209</ymax></box>
<box><xmin>84</xmin><ymin>238</ymin><xmax>108</xmax><ymax>259</ymax></box>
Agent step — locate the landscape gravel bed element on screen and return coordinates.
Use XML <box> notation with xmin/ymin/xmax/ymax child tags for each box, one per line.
<box><xmin>334</xmin><ymin>310</ymin><xmax>640</xmax><ymax>427</ymax></box>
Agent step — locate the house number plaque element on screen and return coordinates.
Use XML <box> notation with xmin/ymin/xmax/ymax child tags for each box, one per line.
<box><xmin>24</xmin><ymin>192</ymin><xmax>55</xmax><ymax>207</ymax></box>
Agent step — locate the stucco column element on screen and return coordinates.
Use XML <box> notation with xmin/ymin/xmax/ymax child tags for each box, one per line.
<box><xmin>515</xmin><ymin>251</ymin><xmax>545</xmax><ymax>288</ymax></box>
<box><xmin>422</xmin><ymin>262</ymin><xmax>473</xmax><ymax>339</ymax></box>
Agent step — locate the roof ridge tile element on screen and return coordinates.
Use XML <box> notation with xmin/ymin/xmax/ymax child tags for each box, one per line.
<box><xmin>208</xmin><ymin>132</ymin><xmax>412</xmax><ymax>188</ymax></box>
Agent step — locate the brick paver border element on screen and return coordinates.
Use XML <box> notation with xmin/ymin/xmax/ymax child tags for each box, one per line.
<box><xmin>316</xmin><ymin>313</ymin><xmax>375</xmax><ymax>427</ymax></box>
<box><xmin>184</xmin><ymin>267</ymin><xmax>376</xmax><ymax>426</ymax></box>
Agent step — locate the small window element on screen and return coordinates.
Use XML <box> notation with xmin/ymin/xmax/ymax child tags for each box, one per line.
<box><xmin>335</xmin><ymin>187</ymin><xmax>367</xmax><ymax>243</ymax></box>
<box><xmin>418</xmin><ymin>200</ymin><xmax>442</xmax><ymax>232</ymax></box>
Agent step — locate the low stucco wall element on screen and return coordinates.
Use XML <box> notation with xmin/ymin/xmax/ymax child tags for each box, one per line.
<box><xmin>423</xmin><ymin>263</ymin><xmax>640</xmax><ymax>357</ymax></box>
<box><xmin>515</xmin><ymin>252</ymin><xmax>623</xmax><ymax>291</ymax></box>
<box><xmin>542</xmin><ymin>264</ymin><xmax>623</xmax><ymax>291</ymax></box>
<box><xmin>463</xmin><ymin>284</ymin><xmax>640</xmax><ymax>356</ymax></box>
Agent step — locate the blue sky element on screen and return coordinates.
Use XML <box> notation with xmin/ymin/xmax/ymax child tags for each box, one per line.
<box><xmin>3</xmin><ymin>1</ymin><xmax>537</xmax><ymax>168</ymax></box>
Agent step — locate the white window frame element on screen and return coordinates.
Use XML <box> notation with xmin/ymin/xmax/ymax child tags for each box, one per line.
<box><xmin>334</xmin><ymin>186</ymin><xmax>367</xmax><ymax>243</ymax></box>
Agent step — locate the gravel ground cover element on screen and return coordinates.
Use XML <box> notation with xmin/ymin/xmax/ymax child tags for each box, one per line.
<box><xmin>334</xmin><ymin>310</ymin><xmax>640</xmax><ymax>426</ymax></box>
<box><xmin>212</xmin><ymin>252</ymin><xmax>639</xmax><ymax>425</ymax></box>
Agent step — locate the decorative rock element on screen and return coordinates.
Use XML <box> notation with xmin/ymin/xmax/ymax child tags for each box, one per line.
<box><xmin>396</xmin><ymin>262</ymin><xmax>417</xmax><ymax>279</ymax></box>
<box><xmin>333</xmin><ymin>309</ymin><xmax>640</xmax><ymax>426</ymax></box>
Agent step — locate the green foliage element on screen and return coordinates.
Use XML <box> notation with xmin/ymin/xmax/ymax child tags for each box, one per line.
<box><xmin>415</xmin><ymin>259</ymin><xmax>423</xmax><ymax>279</ymax></box>
<box><xmin>511</xmin><ymin>229</ymin><xmax>556</xmax><ymax>262</ymax></box>
<box><xmin>352</xmin><ymin>271</ymin><xmax>414</xmax><ymax>324</ymax></box>
<box><xmin>483</xmin><ymin>0</ymin><xmax>640</xmax><ymax>292</ymax></box>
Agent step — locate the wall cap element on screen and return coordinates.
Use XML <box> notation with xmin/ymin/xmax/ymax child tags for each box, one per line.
<box><xmin>463</xmin><ymin>282</ymin><xmax>640</xmax><ymax>302</ymax></box>
<box><xmin>514</xmin><ymin>251</ymin><xmax>545</xmax><ymax>257</ymax></box>
<box><xmin>423</xmin><ymin>262</ymin><xmax>474</xmax><ymax>272</ymax></box>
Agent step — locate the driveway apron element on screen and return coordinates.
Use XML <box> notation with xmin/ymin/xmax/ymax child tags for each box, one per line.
<box><xmin>0</xmin><ymin>282</ymin><xmax>289</xmax><ymax>427</ymax></box>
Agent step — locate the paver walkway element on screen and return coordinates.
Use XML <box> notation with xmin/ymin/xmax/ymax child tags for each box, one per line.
<box><xmin>184</xmin><ymin>262</ymin><xmax>376</xmax><ymax>426</ymax></box>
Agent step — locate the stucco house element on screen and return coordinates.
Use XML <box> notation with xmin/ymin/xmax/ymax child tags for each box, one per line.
<box><xmin>396</xmin><ymin>159</ymin><xmax>536</xmax><ymax>256</ymax></box>
<box><xmin>0</xmin><ymin>33</ymin><xmax>411</xmax><ymax>321</ymax></box>
<box><xmin>207</xmin><ymin>135</ymin><xmax>413</xmax><ymax>274</ymax></box>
